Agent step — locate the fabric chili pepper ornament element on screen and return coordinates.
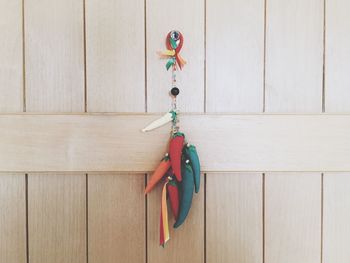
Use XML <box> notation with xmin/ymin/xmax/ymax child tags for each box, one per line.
<box><xmin>174</xmin><ymin>159</ymin><xmax>194</xmax><ymax>228</ymax></box>
<box><xmin>169</xmin><ymin>132</ymin><xmax>185</xmax><ymax>181</ymax></box>
<box><xmin>184</xmin><ymin>144</ymin><xmax>201</xmax><ymax>193</ymax></box>
<box><xmin>167</xmin><ymin>177</ymin><xmax>179</xmax><ymax>220</ymax></box>
<box><xmin>145</xmin><ymin>153</ymin><xmax>171</xmax><ymax>194</ymax></box>
<box><xmin>142</xmin><ymin>30</ymin><xmax>201</xmax><ymax>247</ymax></box>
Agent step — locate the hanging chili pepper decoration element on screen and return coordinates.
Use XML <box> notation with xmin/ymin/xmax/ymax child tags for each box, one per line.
<box><xmin>143</xmin><ymin>30</ymin><xmax>201</xmax><ymax>247</ymax></box>
<box><xmin>158</xmin><ymin>30</ymin><xmax>186</xmax><ymax>70</ymax></box>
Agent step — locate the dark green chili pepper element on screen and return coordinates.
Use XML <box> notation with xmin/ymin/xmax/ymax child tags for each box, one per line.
<box><xmin>184</xmin><ymin>144</ymin><xmax>201</xmax><ymax>193</ymax></box>
<box><xmin>173</xmin><ymin>159</ymin><xmax>194</xmax><ymax>228</ymax></box>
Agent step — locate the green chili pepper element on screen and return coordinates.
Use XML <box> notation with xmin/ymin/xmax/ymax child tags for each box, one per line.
<box><xmin>173</xmin><ymin>159</ymin><xmax>194</xmax><ymax>228</ymax></box>
<box><xmin>184</xmin><ymin>144</ymin><xmax>201</xmax><ymax>193</ymax></box>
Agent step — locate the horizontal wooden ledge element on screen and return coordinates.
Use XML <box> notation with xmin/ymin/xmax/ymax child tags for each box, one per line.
<box><xmin>0</xmin><ymin>114</ymin><xmax>349</xmax><ymax>172</ymax></box>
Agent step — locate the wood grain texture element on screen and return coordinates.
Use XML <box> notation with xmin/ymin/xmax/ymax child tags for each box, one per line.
<box><xmin>265</xmin><ymin>0</ymin><xmax>324</xmax><ymax>112</ymax></box>
<box><xmin>206</xmin><ymin>173</ymin><xmax>263</xmax><ymax>263</ymax></box>
<box><xmin>28</xmin><ymin>173</ymin><xmax>86</xmax><ymax>263</ymax></box>
<box><xmin>323</xmin><ymin>173</ymin><xmax>350</xmax><ymax>262</ymax></box>
<box><xmin>0</xmin><ymin>4</ymin><xmax>25</xmax><ymax>258</ymax></box>
<box><xmin>0</xmin><ymin>0</ymin><xmax>23</xmax><ymax>112</ymax></box>
<box><xmin>24</xmin><ymin>0</ymin><xmax>84</xmax><ymax>112</ymax></box>
<box><xmin>88</xmin><ymin>173</ymin><xmax>145</xmax><ymax>263</ymax></box>
<box><xmin>325</xmin><ymin>0</ymin><xmax>350</xmax><ymax>112</ymax></box>
<box><xmin>146</xmin><ymin>0</ymin><xmax>204</xmax><ymax>113</ymax></box>
<box><xmin>0</xmin><ymin>173</ymin><xmax>26</xmax><ymax>263</ymax></box>
<box><xmin>265</xmin><ymin>173</ymin><xmax>321</xmax><ymax>263</ymax></box>
<box><xmin>264</xmin><ymin>3</ymin><xmax>323</xmax><ymax>261</ymax></box>
<box><xmin>1</xmin><ymin>114</ymin><xmax>350</xmax><ymax>172</ymax></box>
<box><xmin>147</xmin><ymin>173</ymin><xmax>204</xmax><ymax>263</ymax></box>
<box><xmin>206</xmin><ymin>0</ymin><xmax>264</xmax><ymax>113</ymax></box>
<box><xmin>86</xmin><ymin>0</ymin><xmax>145</xmax><ymax>112</ymax></box>
<box><xmin>206</xmin><ymin>6</ymin><xmax>264</xmax><ymax>260</ymax></box>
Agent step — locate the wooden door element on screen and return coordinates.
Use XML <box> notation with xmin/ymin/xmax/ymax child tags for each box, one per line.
<box><xmin>1</xmin><ymin>0</ymin><xmax>350</xmax><ymax>262</ymax></box>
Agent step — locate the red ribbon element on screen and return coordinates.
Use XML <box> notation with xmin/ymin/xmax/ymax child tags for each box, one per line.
<box><xmin>166</xmin><ymin>32</ymin><xmax>185</xmax><ymax>69</ymax></box>
<box><xmin>159</xmin><ymin>31</ymin><xmax>186</xmax><ymax>70</ymax></box>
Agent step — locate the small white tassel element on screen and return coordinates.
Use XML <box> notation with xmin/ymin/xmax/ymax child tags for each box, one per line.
<box><xmin>142</xmin><ymin>112</ymin><xmax>174</xmax><ymax>132</ymax></box>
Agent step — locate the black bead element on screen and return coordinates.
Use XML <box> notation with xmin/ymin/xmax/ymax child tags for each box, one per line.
<box><xmin>170</xmin><ymin>87</ymin><xmax>180</xmax><ymax>96</ymax></box>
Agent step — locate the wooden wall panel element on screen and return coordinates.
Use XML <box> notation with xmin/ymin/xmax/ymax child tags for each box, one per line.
<box><xmin>88</xmin><ymin>173</ymin><xmax>145</xmax><ymax>263</ymax></box>
<box><xmin>86</xmin><ymin>0</ymin><xmax>145</xmax><ymax>112</ymax></box>
<box><xmin>0</xmin><ymin>1</ymin><xmax>26</xmax><ymax>260</ymax></box>
<box><xmin>264</xmin><ymin>1</ymin><xmax>323</xmax><ymax>261</ymax></box>
<box><xmin>206</xmin><ymin>5</ymin><xmax>264</xmax><ymax>257</ymax></box>
<box><xmin>325</xmin><ymin>0</ymin><xmax>350</xmax><ymax>112</ymax></box>
<box><xmin>28</xmin><ymin>173</ymin><xmax>86</xmax><ymax>263</ymax></box>
<box><xmin>265</xmin><ymin>173</ymin><xmax>321</xmax><ymax>263</ymax></box>
<box><xmin>146</xmin><ymin>0</ymin><xmax>204</xmax><ymax>112</ymax></box>
<box><xmin>24</xmin><ymin>1</ymin><xmax>87</xmax><ymax>261</ymax></box>
<box><xmin>206</xmin><ymin>173</ymin><xmax>263</xmax><ymax>263</ymax></box>
<box><xmin>147</xmin><ymin>174</ymin><xmax>204</xmax><ymax>263</ymax></box>
<box><xmin>265</xmin><ymin>0</ymin><xmax>324</xmax><ymax>112</ymax></box>
<box><xmin>206</xmin><ymin>0</ymin><xmax>264</xmax><ymax>112</ymax></box>
<box><xmin>323</xmin><ymin>173</ymin><xmax>350</xmax><ymax>262</ymax></box>
<box><xmin>0</xmin><ymin>0</ymin><xmax>23</xmax><ymax>112</ymax></box>
<box><xmin>0</xmin><ymin>173</ymin><xmax>26</xmax><ymax>263</ymax></box>
<box><xmin>2</xmin><ymin>114</ymin><xmax>350</xmax><ymax>172</ymax></box>
<box><xmin>0</xmin><ymin>0</ymin><xmax>349</xmax><ymax>261</ymax></box>
<box><xmin>25</xmin><ymin>0</ymin><xmax>84</xmax><ymax>112</ymax></box>
<box><xmin>86</xmin><ymin>4</ymin><xmax>147</xmax><ymax>256</ymax></box>
<box><xmin>323</xmin><ymin>1</ymin><xmax>350</xmax><ymax>255</ymax></box>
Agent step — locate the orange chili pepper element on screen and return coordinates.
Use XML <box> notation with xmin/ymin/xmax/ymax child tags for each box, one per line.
<box><xmin>145</xmin><ymin>154</ymin><xmax>171</xmax><ymax>194</ymax></box>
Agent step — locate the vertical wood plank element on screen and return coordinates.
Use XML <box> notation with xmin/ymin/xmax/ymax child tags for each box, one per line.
<box><xmin>0</xmin><ymin>2</ymin><xmax>26</xmax><ymax>259</ymax></box>
<box><xmin>0</xmin><ymin>0</ymin><xmax>23</xmax><ymax>112</ymax></box>
<box><xmin>265</xmin><ymin>1</ymin><xmax>323</xmax><ymax>260</ymax></box>
<box><xmin>323</xmin><ymin>173</ymin><xmax>350</xmax><ymax>262</ymax></box>
<box><xmin>86</xmin><ymin>2</ymin><xmax>146</xmax><ymax>259</ymax></box>
<box><xmin>206</xmin><ymin>173</ymin><xmax>263</xmax><ymax>263</ymax></box>
<box><xmin>88</xmin><ymin>173</ymin><xmax>145</xmax><ymax>263</ymax></box>
<box><xmin>25</xmin><ymin>0</ymin><xmax>84</xmax><ymax>112</ymax></box>
<box><xmin>147</xmin><ymin>173</ymin><xmax>204</xmax><ymax>263</ymax></box>
<box><xmin>86</xmin><ymin>1</ymin><xmax>146</xmax><ymax>258</ymax></box>
<box><xmin>146</xmin><ymin>0</ymin><xmax>204</xmax><ymax>113</ymax></box>
<box><xmin>205</xmin><ymin>1</ymin><xmax>264</xmax><ymax>260</ymax></box>
<box><xmin>0</xmin><ymin>173</ymin><xmax>26</xmax><ymax>263</ymax></box>
<box><xmin>86</xmin><ymin>0</ymin><xmax>145</xmax><ymax>112</ymax></box>
<box><xmin>323</xmin><ymin>0</ymin><xmax>350</xmax><ymax>254</ymax></box>
<box><xmin>25</xmin><ymin>2</ymin><xmax>86</xmax><ymax>260</ymax></box>
<box><xmin>325</xmin><ymin>0</ymin><xmax>350</xmax><ymax>112</ymax></box>
<box><xmin>265</xmin><ymin>173</ymin><xmax>321</xmax><ymax>263</ymax></box>
<box><xmin>28</xmin><ymin>173</ymin><xmax>86</xmax><ymax>263</ymax></box>
<box><xmin>322</xmin><ymin>1</ymin><xmax>350</xmax><ymax>259</ymax></box>
<box><xmin>265</xmin><ymin>0</ymin><xmax>324</xmax><ymax>112</ymax></box>
<box><xmin>206</xmin><ymin>0</ymin><xmax>264</xmax><ymax>112</ymax></box>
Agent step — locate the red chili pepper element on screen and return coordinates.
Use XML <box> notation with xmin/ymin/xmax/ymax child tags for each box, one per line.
<box><xmin>167</xmin><ymin>179</ymin><xmax>179</xmax><ymax>220</ymax></box>
<box><xmin>169</xmin><ymin>132</ymin><xmax>184</xmax><ymax>181</ymax></box>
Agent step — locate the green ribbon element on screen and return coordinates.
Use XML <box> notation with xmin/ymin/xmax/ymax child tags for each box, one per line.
<box><xmin>166</xmin><ymin>57</ymin><xmax>176</xmax><ymax>70</ymax></box>
<box><xmin>165</xmin><ymin>38</ymin><xmax>178</xmax><ymax>70</ymax></box>
<box><xmin>170</xmin><ymin>37</ymin><xmax>178</xmax><ymax>49</ymax></box>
